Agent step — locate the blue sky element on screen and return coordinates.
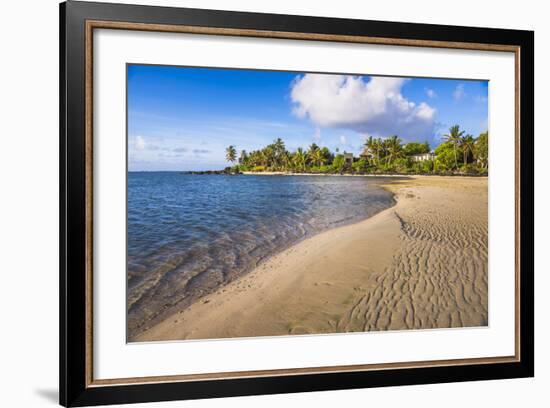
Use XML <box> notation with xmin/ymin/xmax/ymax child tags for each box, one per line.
<box><xmin>128</xmin><ymin>64</ymin><xmax>488</xmax><ymax>171</ymax></box>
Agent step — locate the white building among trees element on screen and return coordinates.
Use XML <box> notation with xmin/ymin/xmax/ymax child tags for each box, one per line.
<box><xmin>411</xmin><ymin>152</ymin><xmax>435</xmax><ymax>162</ymax></box>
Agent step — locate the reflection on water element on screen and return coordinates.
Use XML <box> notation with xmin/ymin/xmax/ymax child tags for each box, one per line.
<box><xmin>127</xmin><ymin>173</ymin><xmax>395</xmax><ymax>337</ymax></box>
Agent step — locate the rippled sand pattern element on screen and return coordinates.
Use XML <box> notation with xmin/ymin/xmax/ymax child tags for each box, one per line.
<box><xmin>339</xmin><ymin>180</ymin><xmax>488</xmax><ymax>332</ymax></box>
<box><xmin>135</xmin><ymin>176</ymin><xmax>488</xmax><ymax>342</ymax></box>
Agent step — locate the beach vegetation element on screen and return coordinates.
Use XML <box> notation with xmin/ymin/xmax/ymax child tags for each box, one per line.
<box><xmin>403</xmin><ymin>141</ymin><xmax>430</xmax><ymax>156</ymax></box>
<box><xmin>475</xmin><ymin>131</ymin><xmax>488</xmax><ymax>170</ymax></box>
<box><xmin>434</xmin><ymin>142</ymin><xmax>457</xmax><ymax>171</ymax></box>
<box><xmin>225</xmin><ymin>145</ymin><xmax>237</xmax><ymax>164</ymax></box>
<box><xmin>332</xmin><ymin>154</ymin><xmax>346</xmax><ymax>172</ymax></box>
<box><xmin>224</xmin><ymin>126</ymin><xmax>488</xmax><ymax>175</ymax></box>
<box><xmin>352</xmin><ymin>158</ymin><xmax>369</xmax><ymax>173</ymax></box>
<box><xmin>443</xmin><ymin>125</ymin><xmax>465</xmax><ymax>169</ymax></box>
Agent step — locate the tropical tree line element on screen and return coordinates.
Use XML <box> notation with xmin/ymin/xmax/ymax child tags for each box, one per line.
<box><xmin>224</xmin><ymin>125</ymin><xmax>488</xmax><ymax>175</ymax></box>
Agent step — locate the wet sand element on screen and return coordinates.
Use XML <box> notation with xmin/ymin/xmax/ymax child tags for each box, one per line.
<box><xmin>134</xmin><ymin>176</ymin><xmax>488</xmax><ymax>342</ymax></box>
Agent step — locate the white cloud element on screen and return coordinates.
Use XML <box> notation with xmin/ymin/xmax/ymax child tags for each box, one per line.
<box><xmin>133</xmin><ymin>135</ymin><xmax>162</xmax><ymax>151</ymax></box>
<box><xmin>339</xmin><ymin>135</ymin><xmax>347</xmax><ymax>145</ymax></box>
<box><xmin>416</xmin><ymin>102</ymin><xmax>436</xmax><ymax>120</ymax></box>
<box><xmin>290</xmin><ymin>74</ymin><xmax>436</xmax><ymax>140</ymax></box>
<box><xmin>425</xmin><ymin>88</ymin><xmax>437</xmax><ymax>98</ymax></box>
<box><xmin>453</xmin><ymin>84</ymin><xmax>466</xmax><ymax>100</ymax></box>
<box><xmin>135</xmin><ymin>135</ymin><xmax>146</xmax><ymax>150</ymax></box>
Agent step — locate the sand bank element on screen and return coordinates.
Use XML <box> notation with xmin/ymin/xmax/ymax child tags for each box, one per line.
<box><xmin>135</xmin><ymin>176</ymin><xmax>488</xmax><ymax>342</ymax></box>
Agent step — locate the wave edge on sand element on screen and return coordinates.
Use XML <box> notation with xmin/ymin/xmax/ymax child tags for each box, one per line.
<box><xmin>133</xmin><ymin>176</ymin><xmax>488</xmax><ymax>342</ymax></box>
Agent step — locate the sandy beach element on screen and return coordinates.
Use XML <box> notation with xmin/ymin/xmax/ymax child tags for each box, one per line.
<box><xmin>134</xmin><ymin>176</ymin><xmax>488</xmax><ymax>342</ymax></box>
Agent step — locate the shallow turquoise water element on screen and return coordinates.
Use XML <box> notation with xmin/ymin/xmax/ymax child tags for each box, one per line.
<box><xmin>127</xmin><ymin>173</ymin><xmax>395</xmax><ymax>336</ymax></box>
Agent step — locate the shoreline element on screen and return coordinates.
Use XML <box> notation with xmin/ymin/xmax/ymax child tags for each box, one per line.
<box><xmin>127</xmin><ymin>173</ymin><xmax>397</xmax><ymax>339</ymax></box>
<box><xmin>134</xmin><ymin>175</ymin><xmax>488</xmax><ymax>342</ymax></box>
<box><xmin>241</xmin><ymin>171</ymin><xmax>408</xmax><ymax>177</ymax></box>
<box><xmin>183</xmin><ymin>171</ymin><xmax>488</xmax><ymax>178</ymax></box>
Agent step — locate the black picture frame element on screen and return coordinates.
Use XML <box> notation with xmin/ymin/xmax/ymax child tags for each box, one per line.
<box><xmin>60</xmin><ymin>1</ymin><xmax>534</xmax><ymax>406</ymax></box>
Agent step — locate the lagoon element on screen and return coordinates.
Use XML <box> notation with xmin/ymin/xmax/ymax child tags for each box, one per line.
<box><xmin>127</xmin><ymin>172</ymin><xmax>394</xmax><ymax>337</ymax></box>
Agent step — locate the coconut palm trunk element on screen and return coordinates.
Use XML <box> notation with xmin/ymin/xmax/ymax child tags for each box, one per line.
<box><xmin>444</xmin><ymin>125</ymin><xmax>465</xmax><ymax>170</ymax></box>
<box><xmin>454</xmin><ymin>145</ymin><xmax>458</xmax><ymax>169</ymax></box>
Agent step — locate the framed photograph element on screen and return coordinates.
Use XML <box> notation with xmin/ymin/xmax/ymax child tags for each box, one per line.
<box><xmin>60</xmin><ymin>1</ymin><xmax>534</xmax><ymax>406</ymax></box>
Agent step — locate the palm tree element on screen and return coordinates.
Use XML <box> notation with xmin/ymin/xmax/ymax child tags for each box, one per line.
<box><xmin>311</xmin><ymin>148</ymin><xmax>325</xmax><ymax>167</ymax></box>
<box><xmin>460</xmin><ymin>135</ymin><xmax>476</xmax><ymax>164</ymax></box>
<box><xmin>308</xmin><ymin>143</ymin><xmax>319</xmax><ymax>152</ymax></box>
<box><xmin>247</xmin><ymin>150</ymin><xmax>258</xmax><ymax>166</ymax></box>
<box><xmin>280</xmin><ymin>151</ymin><xmax>291</xmax><ymax>170</ymax></box>
<box><xmin>375</xmin><ymin>138</ymin><xmax>386</xmax><ymax>165</ymax></box>
<box><xmin>307</xmin><ymin>143</ymin><xmax>320</xmax><ymax>165</ymax></box>
<box><xmin>258</xmin><ymin>150</ymin><xmax>267</xmax><ymax>167</ymax></box>
<box><xmin>293</xmin><ymin>147</ymin><xmax>307</xmax><ymax>171</ymax></box>
<box><xmin>248</xmin><ymin>150</ymin><xmax>264</xmax><ymax>167</ymax></box>
<box><xmin>320</xmin><ymin>146</ymin><xmax>332</xmax><ymax>165</ymax></box>
<box><xmin>262</xmin><ymin>146</ymin><xmax>274</xmax><ymax>168</ymax></box>
<box><xmin>239</xmin><ymin>150</ymin><xmax>248</xmax><ymax>165</ymax></box>
<box><xmin>270</xmin><ymin>138</ymin><xmax>286</xmax><ymax>169</ymax></box>
<box><xmin>273</xmin><ymin>138</ymin><xmax>285</xmax><ymax>154</ymax></box>
<box><xmin>363</xmin><ymin>136</ymin><xmax>375</xmax><ymax>162</ymax></box>
<box><xmin>443</xmin><ymin>125</ymin><xmax>465</xmax><ymax>169</ymax></box>
<box><xmin>363</xmin><ymin>136</ymin><xmax>384</xmax><ymax>166</ymax></box>
<box><xmin>385</xmin><ymin>135</ymin><xmax>403</xmax><ymax>165</ymax></box>
<box><xmin>225</xmin><ymin>145</ymin><xmax>237</xmax><ymax>164</ymax></box>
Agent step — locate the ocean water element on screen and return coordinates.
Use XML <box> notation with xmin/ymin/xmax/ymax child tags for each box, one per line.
<box><xmin>127</xmin><ymin>173</ymin><xmax>396</xmax><ymax>338</ymax></box>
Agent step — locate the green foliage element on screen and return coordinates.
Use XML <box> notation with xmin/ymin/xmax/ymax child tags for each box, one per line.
<box><xmin>238</xmin><ymin>150</ymin><xmax>248</xmax><ymax>165</ymax></box>
<box><xmin>459</xmin><ymin>163</ymin><xmax>482</xmax><ymax>175</ymax></box>
<box><xmin>460</xmin><ymin>135</ymin><xmax>476</xmax><ymax>164</ymax></box>
<box><xmin>320</xmin><ymin>147</ymin><xmax>333</xmax><ymax>163</ymax></box>
<box><xmin>434</xmin><ymin>160</ymin><xmax>449</xmax><ymax>173</ymax></box>
<box><xmin>292</xmin><ymin>147</ymin><xmax>307</xmax><ymax>171</ymax></box>
<box><xmin>225</xmin><ymin>145</ymin><xmax>237</xmax><ymax>163</ymax></box>
<box><xmin>352</xmin><ymin>158</ymin><xmax>369</xmax><ymax>173</ymax></box>
<box><xmin>442</xmin><ymin>125</ymin><xmax>465</xmax><ymax>169</ymax></box>
<box><xmin>435</xmin><ymin>142</ymin><xmax>461</xmax><ymax>170</ymax></box>
<box><xmin>384</xmin><ymin>135</ymin><xmax>404</xmax><ymax>165</ymax></box>
<box><xmin>415</xmin><ymin>159</ymin><xmax>434</xmax><ymax>174</ymax></box>
<box><xmin>403</xmin><ymin>142</ymin><xmax>430</xmax><ymax>156</ymax></box>
<box><xmin>475</xmin><ymin>131</ymin><xmax>488</xmax><ymax>169</ymax></box>
<box><xmin>236</xmin><ymin>164</ymin><xmax>251</xmax><ymax>172</ymax></box>
<box><xmin>318</xmin><ymin>165</ymin><xmax>333</xmax><ymax>173</ymax></box>
<box><xmin>393</xmin><ymin>157</ymin><xmax>413</xmax><ymax>173</ymax></box>
<box><xmin>332</xmin><ymin>155</ymin><xmax>346</xmax><ymax>172</ymax></box>
<box><xmin>225</xmin><ymin>130</ymin><xmax>488</xmax><ymax>175</ymax></box>
<box><xmin>378</xmin><ymin>163</ymin><xmax>396</xmax><ymax>174</ymax></box>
